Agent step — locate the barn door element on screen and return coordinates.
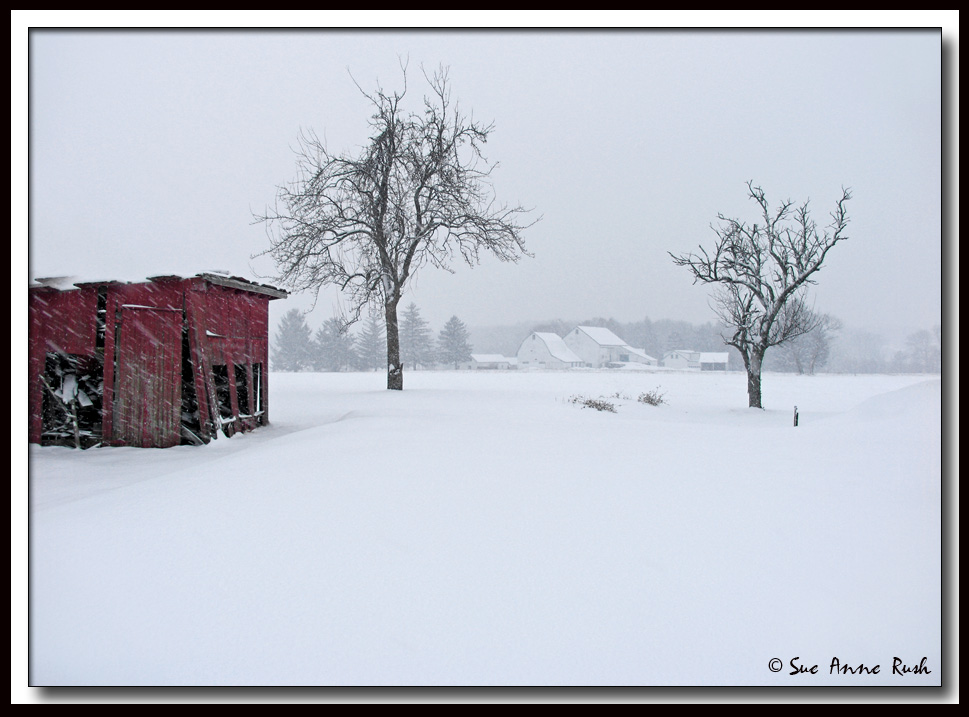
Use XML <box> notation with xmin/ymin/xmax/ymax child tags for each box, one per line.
<box><xmin>113</xmin><ymin>306</ymin><xmax>183</xmax><ymax>447</ymax></box>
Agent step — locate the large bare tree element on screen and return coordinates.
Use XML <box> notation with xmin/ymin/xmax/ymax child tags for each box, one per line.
<box><xmin>256</xmin><ymin>65</ymin><xmax>535</xmax><ymax>390</ymax></box>
<box><xmin>670</xmin><ymin>181</ymin><xmax>852</xmax><ymax>408</ymax></box>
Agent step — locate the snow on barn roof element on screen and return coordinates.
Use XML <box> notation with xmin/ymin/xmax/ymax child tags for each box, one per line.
<box><xmin>700</xmin><ymin>353</ymin><xmax>729</xmax><ymax>364</ymax></box>
<box><xmin>574</xmin><ymin>325</ymin><xmax>627</xmax><ymax>346</ymax></box>
<box><xmin>625</xmin><ymin>346</ymin><xmax>657</xmax><ymax>362</ymax></box>
<box><xmin>532</xmin><ymin>332</ymin><xmax>583</xmax><ymax>364</ymax></box>
<box><xmin>30</xmin><ymin>271</ymin><xmax>288</xmax><ymax>299</ymax></box>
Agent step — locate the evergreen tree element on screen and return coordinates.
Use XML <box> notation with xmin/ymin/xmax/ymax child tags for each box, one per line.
<box><xmin>400</xmin><ymin>302</ymin><xmax>435</xmax><ymax>370</ymax></box>
<box><xmin>437</xmin><ymin>315</ymin><xmax>473</xmax><ymax>369</ymax></box>
<box><xmin>314</xmin><ymin>317</ymin><xmax>358</xmax><ymax>372</ymax></box>
<box><xmin>271</xmin><ymin>308</ymin><xmax>315</xmax><ymax>371</ymax></box>
<box><xmin>356</xmin><ymin>314</ymin><xmax>387</xmax><ymax>372</ymax></box>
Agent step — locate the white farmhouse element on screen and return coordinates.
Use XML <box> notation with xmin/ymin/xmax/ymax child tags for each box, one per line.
<box><xmin>663</xmin><ymin>349</ymin><xmax>701</xmax><ymax>369</ymax></box>
<box><xmin>563</xmin><ymin>325</ymin><xmax>657</xmax><ymax>368</ymax></box>
<box><xmin>662</xmin><ymin>349</ymin><xmax>730</xmax><ymax>371</ymax></box>
<box><xmin>516</xmin><ymin>332</ymin><xmax>583</xmax><ymax>369</ymax></box>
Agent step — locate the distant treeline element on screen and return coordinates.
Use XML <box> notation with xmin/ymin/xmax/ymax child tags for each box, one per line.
<box><xmin>468</xmin><ymin>318</ymin><xmax>943</xmax><ymax>375</ymax></box>
<box><xmin>274</xmin><ymin>308</ymin><xmax>941</xmax><ymax>375</ymax></box>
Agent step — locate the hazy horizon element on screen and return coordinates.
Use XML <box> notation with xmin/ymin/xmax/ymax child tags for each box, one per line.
<box><xmin>22</xmin><ymin>25</ymin><xmax>946</xmax><ymax>343</ymax></box>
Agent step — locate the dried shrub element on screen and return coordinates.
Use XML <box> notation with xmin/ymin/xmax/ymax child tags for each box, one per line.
<box><xmin>638</xmin><ymin>388</ymin><xmax>666</xmax><ymax>406</ymax></box>
<box><xmin>569</xmin><ymin>395</ymin><xmax>618</xmax><ymax>413</ymax></box>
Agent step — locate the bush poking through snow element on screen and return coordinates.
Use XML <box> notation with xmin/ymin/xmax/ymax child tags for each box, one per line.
<box><xmin>570</xmin><ymin>389</ymin><xmax>665</xmax><ymax>412</ymax></box>
<box><xmin>638</xmin><ymin>388</ymin><xmax>666</xmax><ymax>406</ymax></box>
<box><xmin>569</xmin><ymin>395</ymin><xmax>618</xmax><ymax>413</ymax></box>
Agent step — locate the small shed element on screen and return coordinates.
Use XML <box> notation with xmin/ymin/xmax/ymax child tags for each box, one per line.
<box><xmin>29</xmin><ymin>273</ymin><xmax>287</xmax><ymax>448</ymax></box>
<box><xmin>463</xmin><ymin>354</ymin><xmax>517</xmax><ymax>370</ymax></box>
<box><xmin>699</xmin><ymin>352</ymin><xmax>730</xmax><ymax>371</ymax></box>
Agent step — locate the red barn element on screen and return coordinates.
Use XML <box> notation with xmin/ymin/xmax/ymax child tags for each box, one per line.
<box><xmin>29</xmin><ymin>273</ymin><xmax>288</xmax><ymax>448</ymax></box>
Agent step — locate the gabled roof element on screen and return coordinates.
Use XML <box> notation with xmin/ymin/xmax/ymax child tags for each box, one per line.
<box><xmin>29</xmin><ymin>272</ymin><xmax>288</xmax><ymax>299</ymax></box>
<box><xmin>574</xmin><ymin>325</ymin><xmax>627</xmax><ymax>347</ymax></box>
<box><xmin>530</xmin><ymin>332</ymin><xmax>583</xmax><ymax>363</ymax></box>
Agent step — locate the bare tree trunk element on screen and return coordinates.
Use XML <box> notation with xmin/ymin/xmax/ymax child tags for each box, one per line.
<box><xmin>385</xmin><ymin>298</ymin><xmax>403</xmax><ymax>391</ymax></box>
<box><xmin>746</xmin><ymin>348</ymin><xmax>765</xmax><ymax>409</ymax></box>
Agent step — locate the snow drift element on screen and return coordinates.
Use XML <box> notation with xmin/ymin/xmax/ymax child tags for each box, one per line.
<box><xmin>28</xmin><ymin>371</ymin><xmax>942</xmax><ymax>686</ymax></box>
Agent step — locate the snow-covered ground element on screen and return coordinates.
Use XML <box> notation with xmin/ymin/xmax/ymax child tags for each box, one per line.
<box><xmin>27</xmin><ymin>370</ymin><xmax>942</xmax><ymax>687</ymax></box>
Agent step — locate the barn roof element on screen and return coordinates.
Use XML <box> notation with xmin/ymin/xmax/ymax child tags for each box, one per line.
<box><xmin>700</xmin><ymin>352</ymin><xmax>729</xmax><ymax>363</ymax></box>
<box><xmin>29</xmin><ymin>271</ymin><xmax>288</xmax><ymax>299</ymax></box>
<box><xmin>574</xmin><ymin>325</ymin><xmax>627</xmax><ymax>347</ymax></box>
<box><xmin>532</xmin><ymin>332</ymin><xmax>583</xmax><ymax>363</ymax></box>
<box><xmin>624</xmin><ymin>346</ymin><xmax>657</xmax><ymax>362</ymax></box>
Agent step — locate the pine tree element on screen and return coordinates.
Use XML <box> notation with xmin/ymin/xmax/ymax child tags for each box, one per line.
<box><xmin>314</xmin><ymin>317</ymin><xmax>358</xmax><ymax>372</ymax></box>
<box><xmin>271</xmin><ymin>308</ymin><xmax>315</xmax><ymax>371</ymax></box>
<box><xmin>400</xmin><ymin>302</ymin><xmax>435</xmax><ymax>370</ymax></box>
<box><xmin>356</xmin><ymin>314</ymin><xmax>387</xmax><ymax>372</ymax></box>
<box><xmin>438</xmin><ymin>315</ymin><xmax>473</xmax><ymax>369</ymax></box>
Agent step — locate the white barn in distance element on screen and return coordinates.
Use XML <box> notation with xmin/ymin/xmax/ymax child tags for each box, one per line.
<box><xmin>563</xmin><ymin>326</ymin><xmax>657</xmax><ymax>368</ymax></box>
<box><xmin>517</xmin><ymin>332</ymin><xmax>583</xmax><ymax>370</ymax></box>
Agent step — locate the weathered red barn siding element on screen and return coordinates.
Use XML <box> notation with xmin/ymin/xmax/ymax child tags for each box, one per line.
<box><xmin>184</xmin><ymin>278</ymin><xmax>274</xmax><ymax>437</ymax></box>
<box><xmin>113</xmin><ymin>306</ymin><xmax>183</xmax><ymax>448</ymax></box>
<box><xmin>28</xmin><ymin>286</ymin><xmax>99</xmax><ymax>443</ymax></box>
<box><xmin>29</xmin><ymin>274</ymin><xmax>285</xmax><ymax>448</ymax></box>
<box><xmin>101</xmin><ymin>280</ymin><xmax>185</xmax><ymax>446</ymax></box>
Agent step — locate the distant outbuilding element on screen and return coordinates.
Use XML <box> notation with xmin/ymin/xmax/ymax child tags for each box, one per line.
<box><xmin>662</xmin><ymin>350</ymin><xmax>729</xmax><ymax>371</ymax></box>
<box><xmin>29</xmin><ymin>273</ymin><xmax>287</xmax><ymax>448</ymax></box>
<box><xmin>462</xmin><ymin>354</ymin><xmax>517</xmax><ymax>370</ymax></box>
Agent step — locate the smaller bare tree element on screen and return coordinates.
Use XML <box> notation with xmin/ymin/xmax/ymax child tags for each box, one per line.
<box><xmin>777</xmin><ymin>311</ymin><xmax>842</xmax><ymax>375</ymax></box>
<box><xmin>671</xmin><ymin>181</ymin><xmax>851</xmax><ymax>408</ymax></box>
<box><xmin>905</xmin><ymin>328</ymin><xmax>942</xmax><ymax>373</ymax></box>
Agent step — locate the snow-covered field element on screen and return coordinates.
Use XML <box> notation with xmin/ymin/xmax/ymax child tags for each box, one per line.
<box><xmin>27</xmin><ymin>370</ymin><xmax>942</xmax><ymax>687</ymax></box>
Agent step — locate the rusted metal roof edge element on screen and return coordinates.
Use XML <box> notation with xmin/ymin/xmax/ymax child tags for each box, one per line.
<box><xmin>29</xmin><ymin>273</ymin><xmax>289</xmax><ymax>300</ymax></box>
<box><xmin>195</xmin><ymin>273</ymin><xmax>289</xmax><ymax>300</ymax></box>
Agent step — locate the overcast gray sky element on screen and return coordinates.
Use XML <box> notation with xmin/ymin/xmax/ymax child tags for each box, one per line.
<box><xmin>21</xmin><ymin>19</ymin><xmax>947</xmax><ymax>336</ymax></box>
